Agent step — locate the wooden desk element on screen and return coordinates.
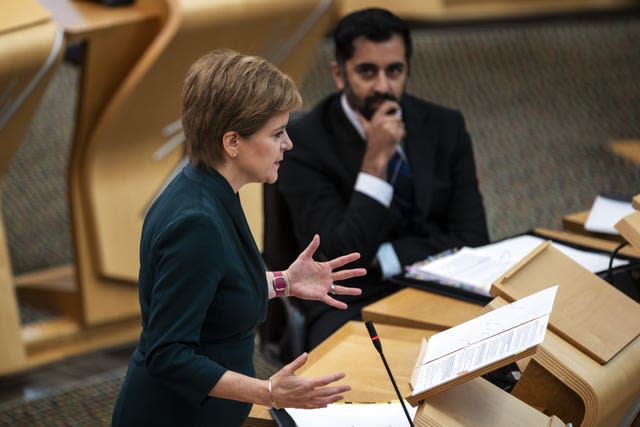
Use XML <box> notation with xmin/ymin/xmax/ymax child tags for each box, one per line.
<box><xmin>485</xmin><ymin>290</ymin><xmax>640</xmax><ymax>427</ymax></box>
<box><xmin>247</xmin><ymin>321</ymin><xmax>432</xmax><ymax>426</ymax></box>
<box><xmin>361</xmin><ymin>287</ymin><xmax>484</xmax><ymax>331</ymax></box>
<box><xmin>562</xmin><ymin>210</ymin><xmax>624</xmax><ymax>242</ymax></box>
<box><xmin>246</xmin><ymin>321</ymin><xmax>566</xmax><ymax>427</ymax></box>
<box><xmin>608</xmin><ymin>139</ymin><xmax>640</xmax><ymax>167</ymax></box>
<box><xmin>535</xmin><ymin>227</ymin><xmax>640</xmax><ymax>259</ymax></box>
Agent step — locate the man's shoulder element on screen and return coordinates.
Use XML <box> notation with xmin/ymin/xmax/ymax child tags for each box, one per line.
<box><xmin>289</xmin><ymin>94</ymin><xmax>339</xmax><ymax>129</ymax></box>
<box><xmin>287</xmin><ymin>93</ymin><xmax>342</xmax><ymax>149</ymax></box>
<box><xmin>403</xmin><ymin>94</ymin><xmax>463</xmax><ymax>120</ymax></box>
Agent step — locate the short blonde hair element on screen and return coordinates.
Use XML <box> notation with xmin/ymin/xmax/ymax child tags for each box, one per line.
<box><xmin>182</xmin><ymin>49</ymin><xmax>302</xmax><ymax>169</ymax></box>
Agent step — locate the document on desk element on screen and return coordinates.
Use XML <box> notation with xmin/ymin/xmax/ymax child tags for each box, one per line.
<box><xmin>410</xmin><ymin>235</ymin><xmax>628</xmax><ymax>296</ymax></box>
<box><xmin>585</xmin><ymin>194</ymin><xmax>634</xmax><ymax>235</ymax></box>
<box><xmin>409</xmin><ymin>286</ymin><xmax>557</xmax><ymax>401</ymax></box>
<box><xmin>285</xmin><ymin>401</ymin><xmax>418</xmax><ymax>427</ymax></box>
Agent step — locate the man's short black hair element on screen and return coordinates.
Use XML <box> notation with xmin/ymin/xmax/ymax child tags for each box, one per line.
<box><xmin>333</xmin><ymin>8</ymin><xmax>412</xmax><ymax>66</ymax></box>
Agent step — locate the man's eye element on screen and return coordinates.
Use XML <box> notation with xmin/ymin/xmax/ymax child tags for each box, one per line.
<box><xmin>386</xmin><ymin>65</ymin><xmax>405</xmax><ymax>78</ymax></box>
<box><xmin>356</xmin><ymin>66</ymin><xmax>377</xmax><ymax>79</ymax></box>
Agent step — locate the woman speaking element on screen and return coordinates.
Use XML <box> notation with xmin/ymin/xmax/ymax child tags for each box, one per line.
<box><xmin>112</xmin><ymin>49</ymin><xmax>365</xmax><ymax>426</ymax></box>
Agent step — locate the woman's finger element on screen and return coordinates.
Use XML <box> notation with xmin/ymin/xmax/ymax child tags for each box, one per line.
<box><xmin>321</xmin><ymin>294</ymin><xmax>348</xmax><ymax>309</ymax></box>
<box><xmin>298</xmin><ymin>234</ymin><xmax>320</xmax><ymax>259</ymax></box>
<box><xmin>326</xmin><ymin>252</ymin><xmax>361</xmax><ymax>269</ymax></box>
<box><xmin>279</xmin><ymin>352</ymin><xmax>308</xmax><ymax>375</ymax></box>
<box><xmin>330</xmin><ymin>285</ymin><xmax>362</xmax><ymax>296</ymax></box>
<box><xmin>331</xmin><ymin>268</ymin><xmax>366</xmax><ymax>281</ymax></box>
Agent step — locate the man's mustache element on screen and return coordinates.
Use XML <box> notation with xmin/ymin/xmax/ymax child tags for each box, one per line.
<box><xmin>361</xmin><ymin>93</ymin><xmax>398</xmax><ymax>119</ymax></box>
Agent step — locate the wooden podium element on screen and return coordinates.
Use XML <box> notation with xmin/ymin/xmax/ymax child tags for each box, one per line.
<box><xmin>491</xmin><ymin>242</ymin><xmax>640</xmax><ymax>426</ymax></box>
<box><xmin>615</xmin><ymin>195</ymin><xmax>640</xmax><ymax>252</ymax></box>
<box><xmin>362</xmin><ymin>287</ymin><xmax>484</xmax><ymax>331</ymax></box>
<box><xmin>246</xmin><ymin>321</ymin><xmax>565</xmax><ymax>426</ymax></box>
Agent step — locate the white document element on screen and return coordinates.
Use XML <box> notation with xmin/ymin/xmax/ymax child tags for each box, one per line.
<box><xmin>286</xmin><ymin>401</ymin><xmax>417</xmax><ymax>427</ymax></box>
<box><xmin>585</xmin><ymin>195</ymin><xmax>634</xmax><ymax>235</ymax></box>
<box><xmin>410</xmin><ymin>286</ymin><xmax>557</xmax><ymax>395</ymax></box>
<box><xmin>474</xmin><ymin>234</ymin><xmax>628</xmax><ymax>272</ymax></box>
<box><xmin>414</xmin><ymin>235</ymin><xmax>627</xmax><ymax>295</ymax></box>
<box><xmin>414</xmin><ymin>247</ymin><xmax>511</xmax><ymax>296</ymax></box>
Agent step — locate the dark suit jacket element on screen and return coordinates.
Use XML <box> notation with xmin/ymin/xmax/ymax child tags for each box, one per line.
<box><xmin>112</xmin><ymin>164</ymin><xmax>267</xmax><ymax>427</ymax></box>
<box><xmin>277</xmin><ymin>93</ymin><xmax>489</xmax><ymax>312</ymax></box>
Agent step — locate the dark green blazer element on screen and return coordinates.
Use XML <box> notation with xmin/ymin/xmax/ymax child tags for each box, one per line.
<box><xmin>112</xmin><ymin>164</ymin><xmax>267</xmax><ymax>427</ymax></box>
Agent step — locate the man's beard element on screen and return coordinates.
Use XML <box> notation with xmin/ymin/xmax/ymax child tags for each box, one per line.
<box><xmin>345</xmin><ymin>87</ymin><xmax>398</xmax><ymax>121</ymax></box>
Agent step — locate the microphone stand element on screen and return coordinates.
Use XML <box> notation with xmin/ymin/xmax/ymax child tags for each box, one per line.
<box><xmin>365</xmin><ymin>320</ymin><xmax>415</xmax><ymax>427</ymax></box>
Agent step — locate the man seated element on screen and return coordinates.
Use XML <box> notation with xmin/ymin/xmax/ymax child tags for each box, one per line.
<box><xmin>277</xmin><ymin>8</ymin><xmax>490</xmax><ymax>350</ymax></box>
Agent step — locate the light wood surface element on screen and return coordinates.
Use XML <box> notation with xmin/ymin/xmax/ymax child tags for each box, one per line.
<box><xmin>535</xmin><ymin>227</ymin><xmax>640</xmax><ymax>259</ymax></box>
<box><xmin>0</xmin><ymin>0</ymin><xmax>51</xmax><ymax>33</ymax></box>
<box><xmin>616</xmin><ymin>210</ymin><xmax>640</xmax><ymax>251</ymax></box>
<box><xmin>361</xmin><ymin>287</ymin><xmax>484</xmax><ymax>331</ymax></box>
<box><xmin>0</xmin><ymin>0</ymin><xmax>64</xmax><ymax>375</ymax></box>
<box><xmin>246</xmin><ymin>321</ymin><xmax>565</xmax><ymax>427</ymax></box>
<box><xmin>490</xmin><ymin>279</ymin><xmax>640</xmax><ymax>426</ymax></box>
<box><xmin>510</xmin><ymin>303</ymin><xmax>640</xmax><ymax>426</ymax></box>
<box><xmin>562</xmin><ymin>210</ymin><xmax>624</xmax><ymax>242</ymax></box>
<box><xmin>493</xmin><ymin>243</ymin><xmax>640</xmax><ymax>364</ymax></box>
<box><xmin>414</xmin><ymin>377</ymin><xmax>566</xmax><ymax>427</ymax></box>
<box><xmin>38</xmin><ymin>0</ymin><xmax>165</xmax><ymax>38</ymax></box>
<box><xmin>20</xmin><ymin>316</ymin><xmax>140</xmax><ymax>372</ymax></box>
<box><xmin>608</xmin><ymin>139</ymin><xmax>640</xmax><ymax>167</ymax></box>
<box><xmin>247</xmin><ymin>321</ymin><xmax>432</xmax><ymax>426</ymax></box>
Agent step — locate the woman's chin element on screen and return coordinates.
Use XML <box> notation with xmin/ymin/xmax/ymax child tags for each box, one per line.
<box><xmin>266</xmin><ymin>173</ymin><xmax>278</xmax><ymax>184</ymax></box>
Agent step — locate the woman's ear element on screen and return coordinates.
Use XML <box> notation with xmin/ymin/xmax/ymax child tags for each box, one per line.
<box><xmin>222</xmin><ymin>130</ymin><xmax>239</xmax><ymax>159</ymax></box>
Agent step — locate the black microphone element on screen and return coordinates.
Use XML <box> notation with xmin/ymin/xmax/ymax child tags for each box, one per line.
<box><xmin>365</xmin><ymin>320</ymin><xmax>415</xmax><ymax>427</ymax></box>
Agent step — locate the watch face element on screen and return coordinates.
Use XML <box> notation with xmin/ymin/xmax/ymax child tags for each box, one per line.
<box><xmin>274</xmin><ymin>276</ymin><xmax>286</xmax><ymax>291</ymax></box>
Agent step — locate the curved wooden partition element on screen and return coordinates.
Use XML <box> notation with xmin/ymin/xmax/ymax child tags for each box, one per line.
<box><xmin>513</xmin><ymin>331</ymin><xmax>640</xmax><ymax>427</ymax></box>
<box><xmin>69</xmin><ymin>0</ymin><xmax>339</xmax><ymax>325</ymax></box>
<box><xmin>338</xmin><ymin>0</ymin><xmax>639</xmax><ymax>21</ymax></box>
<box><xmin>0</xmin><ymin>0</ymin><xmax>64</xmax><ymax>375</ymax></box>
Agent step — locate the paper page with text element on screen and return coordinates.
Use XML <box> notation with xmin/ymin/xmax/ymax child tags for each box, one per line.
<box><xmin>286</xmin><ymin>401</ymin><xmax>418</xmax><ymax>427</ymax></box>
<box><xmin>410</xmin><ymin>286</ymin><xmax>557</xmax><ymax>395</ymax></box>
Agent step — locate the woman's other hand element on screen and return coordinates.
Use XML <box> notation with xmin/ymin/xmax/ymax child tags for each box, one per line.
<box><xmin>286</xmin><ymin>234</ymin><xmax>365</xmax><ymax>309</ymax></box>
<box><xmin>268</xmin><ymin>352</ymin><xmax>349</xmax><ymax>409</ymax></box>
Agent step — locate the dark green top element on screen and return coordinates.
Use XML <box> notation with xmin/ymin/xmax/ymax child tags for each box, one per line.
<box><xmin>112</xmin><ymin>164</ymin><xmax>267</xmax><ymax>427</ymax></box>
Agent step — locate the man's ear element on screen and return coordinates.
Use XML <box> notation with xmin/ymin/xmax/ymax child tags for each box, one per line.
<box><xmin>222</xmin><ymin>130</ymin><xmax>239</xmax><ymax>159</ymax></box>
<box><xmin>331</xmin><ymin>61</ymin><xmax>345</xmax><ymax>91</ymax></box>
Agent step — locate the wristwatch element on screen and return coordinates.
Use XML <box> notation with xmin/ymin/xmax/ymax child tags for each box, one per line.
<box><xmin>272</xmin><ymin>271</ymin><xmax>287</xmax><ymax>297</ymax></box>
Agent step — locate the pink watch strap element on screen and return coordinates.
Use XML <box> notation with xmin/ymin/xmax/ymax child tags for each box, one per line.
<box><xmin>272</xmin><ymin>271</ymin><xmax>286</xmax><ymax>297</ymax></box>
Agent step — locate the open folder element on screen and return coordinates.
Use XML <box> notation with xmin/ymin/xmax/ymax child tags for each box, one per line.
<box><xmin>406</xmin><ymin>286</ymin><xmax>557</xmax><ymax>406</ymax></box>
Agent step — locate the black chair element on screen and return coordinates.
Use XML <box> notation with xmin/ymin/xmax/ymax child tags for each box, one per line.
<box><xmin>258</xmin><ymin>182</ymin><xmax>307</xmax><ymax>366</ymax></box>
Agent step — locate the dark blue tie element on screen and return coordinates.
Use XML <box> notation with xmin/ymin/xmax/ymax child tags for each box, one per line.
<box><xmin>387</xmin><ymin>146</ymin><xmax>413</xmax><ymax>225</ymax></box>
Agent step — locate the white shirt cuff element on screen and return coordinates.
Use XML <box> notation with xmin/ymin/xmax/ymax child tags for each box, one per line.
<box><xmin>377</xmin><ymin>242</ymin><xmax>402</xmax><ymax>279</ymax></box>
<box><xmin>355</xmin><ymin>172</ymin><xmax>393</xmax><ymax>207</ymax></box>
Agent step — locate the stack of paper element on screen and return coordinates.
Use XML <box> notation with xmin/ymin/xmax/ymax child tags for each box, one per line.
<box><xmin>406</xmin><ymin>235</ymin><xmax>628</xmax><ymax>296</ymax></box>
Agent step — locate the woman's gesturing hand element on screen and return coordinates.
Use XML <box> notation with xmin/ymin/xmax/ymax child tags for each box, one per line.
<box><xmin>286</xmin><ymin>234</ymin><xmax>365</xmax><ymax>309</ymax></box>
<box><xmin>268</xmin><ymin>352</ymin><xmax>350</xmax><ymax>409</ymax></box>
